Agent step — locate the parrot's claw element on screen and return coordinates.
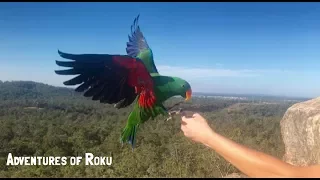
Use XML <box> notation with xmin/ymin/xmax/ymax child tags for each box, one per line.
<box><xmin>169</xmin><ymin>108</ymin><xmax>183</xmax><ymax>115</ymax></box>
<box><xmin>165</xmin><ymin>108</ymin><xmax>183</xmax><ymax>121</ymax></box>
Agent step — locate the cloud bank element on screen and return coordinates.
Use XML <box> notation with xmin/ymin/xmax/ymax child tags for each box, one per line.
<box><xmin>156</xmin><ymin>65</ymin><xmax>292</xmax><ymax>80</ymax></box>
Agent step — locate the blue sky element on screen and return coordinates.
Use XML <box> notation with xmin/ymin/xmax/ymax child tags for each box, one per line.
<box><xmin>1</xmin><ymin>2</ymin><xmax>320</xmax><ymax>98</ymax></box>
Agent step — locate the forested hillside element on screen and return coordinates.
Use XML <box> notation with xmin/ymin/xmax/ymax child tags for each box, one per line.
<box><xmin>0</xmin><ymin>81</ymin><xmax>296</xmax><ymax>177</ymax></box>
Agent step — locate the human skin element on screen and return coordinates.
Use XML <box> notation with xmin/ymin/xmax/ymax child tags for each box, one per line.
<box><xmin>180</xmin><ymin>113</ymin><xmax>320</xmax><ymax>178</ymax></box>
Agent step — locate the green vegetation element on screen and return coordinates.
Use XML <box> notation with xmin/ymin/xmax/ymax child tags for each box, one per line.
<box><xmin>0</xmin><ymin>81</ymin><xmax>296</xmax><ymax>177</ymax></box>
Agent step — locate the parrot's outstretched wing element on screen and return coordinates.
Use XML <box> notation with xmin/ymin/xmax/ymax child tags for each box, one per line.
<box><xmin>126</xmin><ymin>15</ymin><xmax>159</xmax><ymax>74</ymax></box>
<box><xmin>55</xmin><ymin>50</ymin><xmax>156</xmax><ymax>109</ymax></box>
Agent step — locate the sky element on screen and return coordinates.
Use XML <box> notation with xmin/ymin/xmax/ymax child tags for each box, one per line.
<box><xmin>0</xmin><ymin>2</ymin><xmax>320</xmax><ymax>98</ymax></box>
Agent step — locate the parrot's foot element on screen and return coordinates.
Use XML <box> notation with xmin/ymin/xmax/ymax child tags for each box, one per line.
<box><xmin>165</xmin><ymin>108</ymin><xmax>183</xmax><ymax>121</ymax></box>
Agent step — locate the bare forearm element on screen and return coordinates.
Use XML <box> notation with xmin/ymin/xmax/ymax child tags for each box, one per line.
<box><xmin>180</xmin><ymin>113</ymin><xmax>320</xmax><ymax>177</ymax></box>
<box><xmin>203</xmin><ymin>131</ymin><xmax>297</xmax><ymax>177</ymax></box>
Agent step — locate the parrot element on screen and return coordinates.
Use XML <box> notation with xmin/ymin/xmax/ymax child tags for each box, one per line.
<box><xmin>54</xmin><ymin>15</ymin><xmax>192</xmax><ymax>150</ymax></box>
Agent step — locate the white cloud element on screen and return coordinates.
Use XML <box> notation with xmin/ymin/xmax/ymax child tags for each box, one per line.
<box><xmin>158</xmin><ymin>65</ymin><xmax>255</xmax><ymax>78</ymax></box>
<box><xmin>154</xmin><ymin>65</ymin><xmax>308</xmax><ymax>97</ymax></box>
<box><xmin>156</xmin><ymin>65</ymin><xmax>292</xmax><ymax>80</ymax></box>
<box><xmin>0</xmin><ymin>64</ymin><xmax>294</xmax><ymax>86</ymax></box>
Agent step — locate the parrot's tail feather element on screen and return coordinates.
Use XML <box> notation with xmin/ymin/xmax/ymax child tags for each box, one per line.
<box><xmin>119</xmin><ymin>103</ymin><xmax>168</xmax><ymax>151</ymax></box>
<box><xmin>120</xmin><ymin>124</ymin><xmax>139</xmax><ymax>150</ymax></box>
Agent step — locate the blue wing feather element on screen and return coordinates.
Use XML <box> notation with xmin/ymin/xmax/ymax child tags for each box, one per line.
<box><xmin>126</xmin><ymin>15</ymin><xmax>150</xmax><ymax>57</ymax></box>
<box><xmin>126</xmin><ymin>15</ymin><xmax>159</xmax><ymax>74</ymax></box>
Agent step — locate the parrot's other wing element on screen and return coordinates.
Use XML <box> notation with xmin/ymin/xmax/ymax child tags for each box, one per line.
<box><xmin>55</xmin><ymin>50</ymin><xmax>156</xmax><ymax>109</ymax></box>
<box><xmin>126</xmin><ymin>15</ymin><xmax>159</xmax><ymax>74</ymax></box>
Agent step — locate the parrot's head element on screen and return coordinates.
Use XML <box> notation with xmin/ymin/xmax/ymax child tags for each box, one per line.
<box><xmin>171</xmin><ymin>77</ymin><xmax>192</xmax><ymax>101</ymax></box>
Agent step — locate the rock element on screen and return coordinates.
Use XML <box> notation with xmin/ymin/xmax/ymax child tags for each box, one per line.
<box><xmin>223</xmin><ymin>173</ymin><xmax>248</xmax><ymax>178</ymax></box>
<box><xmin>280</xmin><ymin>97</ymin><xmax>320</xmax><ymax>166</ymax></box>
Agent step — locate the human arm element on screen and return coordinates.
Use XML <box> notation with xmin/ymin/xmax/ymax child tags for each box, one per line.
<box><xmin>180</xmin><ymin>113</ymin><xmax>320</xmax><ymax>178</ymax></box>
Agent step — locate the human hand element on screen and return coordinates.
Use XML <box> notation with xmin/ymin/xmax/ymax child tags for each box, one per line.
<box><xmin>181</xmin><ymin>113</ymin><xmax>215</xmax><ymax>145</ymax></box>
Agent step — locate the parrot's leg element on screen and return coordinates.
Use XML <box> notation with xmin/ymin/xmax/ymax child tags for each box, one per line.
<box><xmin>165</xmin><ymin>108</ymin><xmax>183</xmax><ymax>121</ymax></box>
<box><xmin>165</xmin><ymin>111</ymin><xmax>174</xmax><ymax>121</ymax></box>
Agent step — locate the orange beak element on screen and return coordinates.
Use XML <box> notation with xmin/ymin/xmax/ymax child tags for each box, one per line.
<box><xmin>185</xmin><ymin>89</ymin><xmax>192</xmax><ymax>101</ymax></box>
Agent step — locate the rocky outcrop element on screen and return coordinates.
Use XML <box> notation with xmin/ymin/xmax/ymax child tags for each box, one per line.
<box><xmin>224</xmin><ymin>97</ymin><xmax>320</xmax><ymax>177</ymax></box>
<box><xmin>280</xmin><ymin>97</ymin><xmax>320</xmax><ymax>166</ymax></box>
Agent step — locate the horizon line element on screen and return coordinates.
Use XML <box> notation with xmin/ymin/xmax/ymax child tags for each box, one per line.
<box><xmin>0</xmin><ymin>79</ymin><xmax>314</xmax><ymax>100</ymax></box>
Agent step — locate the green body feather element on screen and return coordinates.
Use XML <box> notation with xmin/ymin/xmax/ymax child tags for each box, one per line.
<box><xmin>137</xmin><ymin>49</ymin><xmax>158</xmax><ymax>74</ymax></box>
<box><xmin>120</xmin><ymin>74</ymin><xmax>186</xmax><ymax>148</ymax></box>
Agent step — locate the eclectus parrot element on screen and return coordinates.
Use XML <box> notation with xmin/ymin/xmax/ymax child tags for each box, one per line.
<box><xmin>54</xmin><ymin>15</ymin><xmax>192</xmax><ymax>149</ymax></box>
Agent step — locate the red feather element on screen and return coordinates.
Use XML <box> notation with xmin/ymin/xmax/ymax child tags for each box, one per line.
<box><xmin>112</xmin><ymin>56</ymin><xmax>156</xmax><ymax>108</ymax></box>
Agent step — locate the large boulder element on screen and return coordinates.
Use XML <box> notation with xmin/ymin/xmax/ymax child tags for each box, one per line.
<box><xmin>280</xmin><ymin>97</ymin><xmax>320</xmax><ymax>166</ymax></box>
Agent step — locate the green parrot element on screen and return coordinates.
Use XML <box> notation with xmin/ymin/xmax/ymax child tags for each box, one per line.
<box><xmin>54</xmin><ymin>15</ymin><xmax>192</xmax><ymax>149</ymax></box>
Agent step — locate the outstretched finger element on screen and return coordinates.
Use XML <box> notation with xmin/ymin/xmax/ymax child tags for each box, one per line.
<box><xmin>181</xmin><ymin>116</ymin><xmax>188</xmax><ymax>125</ymax></box>
<box><xmin>181</xmin><ymin>116</ymin><xmax>187</xmax><ymax>126</ymax></box>
<box><xmin>181</xmin><ymin>115</ymin><xmax>189</xmax><ymax>121</ymax></box>
<box><xmin>192</xmin><ymin>113</ymin><xmax>200</xmax><ymax>117</ymax></box>
<box><xmin>181</xmin><ymin>120</ymin><xmax>187</xmax><ymax>126</ymax></box>
<box><xmin>181</xmin><ymin>110</ymin><xmax>194</xmax><ymax>118</ymax></box>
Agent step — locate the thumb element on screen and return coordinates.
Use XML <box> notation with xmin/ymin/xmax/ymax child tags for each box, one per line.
<box><xmin>193</xmin><ymin>113</ymin><xmax>201</xmax><ymax>117</ymax></box>
<box><xmin>181</xmin><ymin>116</ymin><xmax>187</xmax><ymax>125</ymax></box>
<box><xmin>181</xmin><ymin>120</ymin><xmax>187</xmax><ymax>126</ymax></box>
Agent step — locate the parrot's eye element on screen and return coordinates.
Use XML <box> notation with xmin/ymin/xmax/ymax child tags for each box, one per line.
<box><xmin>182</xmin><ymin>84</ymin><xmax>185</xmax><ymax>88</ymax></box>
